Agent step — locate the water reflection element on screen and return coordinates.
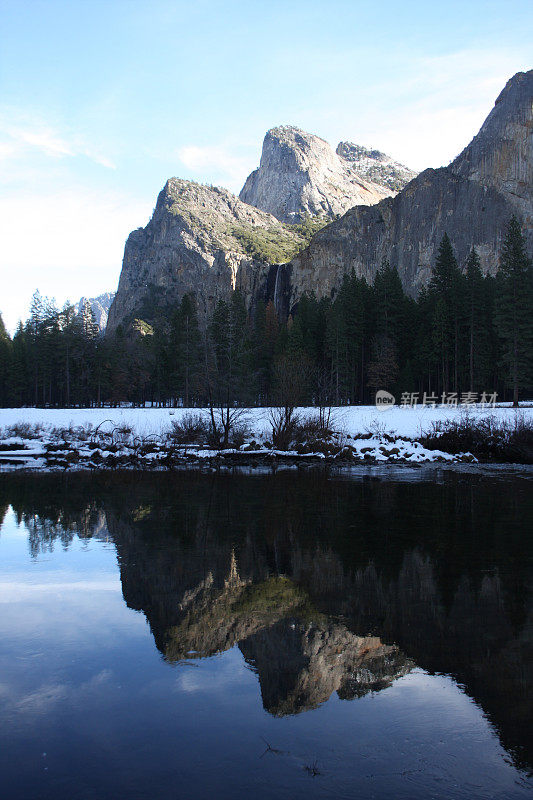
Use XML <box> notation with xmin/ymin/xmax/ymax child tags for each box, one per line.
<box><xmin>1</xmin><ymin>470</ymin><xmax>532</xmax><ymax>779</ymax></box>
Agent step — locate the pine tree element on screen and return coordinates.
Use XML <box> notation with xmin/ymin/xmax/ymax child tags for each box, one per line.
<box><xmin>429</xmin><ymin>234</ymin><xmax>463</xmax><ymax>393</ymax></box>
<box><xmin>464</xmin><ymin>247</ymin><xmax>484</xmax><ymax>392</ymax></box>
<box><xmin>495</xmin><ymin>217</ymin><xmax>533</xmax><ymax>406</ymax></box>
<box><xmin>0</xmin><ymin>313</ymin><xmax>12</xmax><ymax>406</ymax></box>
<box><xmin>206</xmin><ymin>291</ymin><xmax>251</xmax><ymax>445</ymax></box>
<box><xmin>373</xmin><ymin>259</ymin><xmax>404</xmax><ymax>341</ymax></box>
<box><xmin>171</xmin><ymin>293</ymin><xmax>201</xmax><ymax>406</ymax></box>
<box><xmin>251</xmin><ymin>300</ymin><xmax>279</xmax><ymax>403</ymax></box>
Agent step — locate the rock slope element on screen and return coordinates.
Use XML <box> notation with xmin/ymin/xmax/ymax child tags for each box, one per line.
<box><xmin>336</xmin><ymin>141</ymin><xmax>417</xmax><ymax>192</ymax></box>
<box><xmin>106</xmin><ymin>179</ymin><xmax>305</xmax><ymax>332</ymax></box>
<box><xmin>282</xmin><ymin>70</ymin><xmax>532</xmax><ymax>309</ymax></box>
<box><xmin>239</xmin><ymin>125</ymin><xmax>414</xmax><ymax>223</ymax></box>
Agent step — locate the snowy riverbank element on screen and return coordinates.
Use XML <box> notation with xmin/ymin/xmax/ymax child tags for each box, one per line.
<box><xmin>0</xmin><ymin>404</ymin><xmax>531</xmax><ymax>471</ymax></box>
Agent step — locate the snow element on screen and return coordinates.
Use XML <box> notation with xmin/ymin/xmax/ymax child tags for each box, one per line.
<box><xmin>0</xmin><ymin>403</ymin><xmax>529</xmax><ymax>440</ymax></box>
<box><xmin>0</xmin><ymin>403</ymin><xmax>531</xmax><ymax>471</ymax></box>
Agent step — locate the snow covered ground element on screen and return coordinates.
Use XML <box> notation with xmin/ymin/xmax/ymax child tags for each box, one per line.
<box><xmin>0</xmin><ymin>403</ymin><xmax>531</xmax><ymax>471</ymax></box>
<box><xmin>0</xmin><ymin>403</ymin><xmax>530</xmax><ymax>440</ymax></box>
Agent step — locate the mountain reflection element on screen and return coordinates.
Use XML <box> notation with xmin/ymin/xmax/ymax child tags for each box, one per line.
<box><xmin>1</xmin><ymin>470</ymin><xmax>531</xmax><ymax>769</ymax></box>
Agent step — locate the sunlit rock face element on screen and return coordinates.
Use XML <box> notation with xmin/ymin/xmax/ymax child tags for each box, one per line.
<box><xmin>239</xmin><ymin>126</ymin><xmax>413</xmax><ymax>223</ymax></box>
<box><xmin>336</xmin><ymin>141</ymin><xmax>417</xmax><ymax>193</ymax></box>
<box><xmin>76</xmin><ymin>292</ymin><xmax>114</xmax><ymax>332</ymax></box>
<box><xmin>285</xmin><ymin>70</ymin><xmax>533</xmax><ymax>310</ymax></box>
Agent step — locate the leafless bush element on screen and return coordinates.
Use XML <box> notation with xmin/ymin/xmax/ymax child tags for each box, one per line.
<box><xmin>420</xmin><ymin>412</ymin><xmax>533</xmax><ymax>462</ymax></box>
<box><xmin>269</xmin><ymin>354</ymin><xmax>312</xmax><ymax>450</ymax></box>
<box><xmin>206</xmin><ymin>407</ymin><xmax>250</xmax><ymax>449</ymax></box>
<box><xmin>3</xmin><ymin>422</ymin><xmax>45</xmax><ymax>440</ymax></box>
<box><xmin>112</xmin><ymin>424</ymin><xmax>133</xmax><ymax>444</ymax></box>
<box><xmin>269</xmin><ymin>406</ymin><xmax>301</xmax><ymax>449</ymax></box>
<box><xmin>229</xmin><ymin>421</ymin><xmax>252</xmax><ymax>448</ymax></box>
<box><xmin>167</xmin><ymin>413</ymin><xmax>210</xmax><ymax>445</ymax></box>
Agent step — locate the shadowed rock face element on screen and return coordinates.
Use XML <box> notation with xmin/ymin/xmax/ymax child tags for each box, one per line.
<box><xmin>286</xmin><ymin>70</ymin><xmax>532</xmax><ymax>308</ymax></box>
<box><xmin>239</xmin><ymin>126</ymin><xmax>414</xmax><ymax>223</ymax></box>
<box><xmin>106</xmin><ymin>178</ymin><xmax>303</xmax><ymax>333</ymax></box>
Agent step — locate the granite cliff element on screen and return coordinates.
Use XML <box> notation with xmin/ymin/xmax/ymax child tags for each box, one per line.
<box><xmin>106</xmin><ymin>178</ymin><xmax>305</xmax><ymax>332</ymax></box>
<box><xmin>239</xmin><ymin>125</ymin><xmax>414</xmax><ymax>223</ymax></box>
<box><xmin>282</xmin><ymin>70</ymin><xmax>532</xmax><ymax>311</ymax></box>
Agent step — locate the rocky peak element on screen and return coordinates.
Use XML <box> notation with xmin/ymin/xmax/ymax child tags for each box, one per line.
<box><xmin>239</xmin><ymin>125</ymin><xmax>414</xmax><ymax>223</ymax></box>
<box><xmin>336</xmin><ymin>141</ymin><xmax>417</xmax><ymax>192</ymax></box>
<box><xmin>451</xmin><ymin>69</ymin><xmax>532</xmax><ymax>225</ymax></box>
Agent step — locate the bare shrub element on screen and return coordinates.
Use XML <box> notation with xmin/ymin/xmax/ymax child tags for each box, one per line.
<box><xmin>4</xmin><ymin>422</ymin><xmax>45</xmax><ymax>440</ymax></box>
<box><xmin>208</xmin><ymin>407</ymin><xmax>250</xmax><ymax>449</ymax></box>
<box><xmin>229</xmin><ymin>421</ymin><xmax>251</xmax><ymax>448</ymax></box>
<box><xmin>269</xmin><ymin>354</ymin><xmax>312</xmax><ymax>450</ymax></box>
<box><xmin>420</xmin><ymin>412</ymin><xmax>533</xmax><ymax>462</ymax></box>
<box><xmin>112</xmin><ymin>424</ymin><xmax>134</xmax><ymax>444</ymax></box>
<box><xmin>269</xmin><ymin>406</ymin><xmax>301</xmax><ymax>450</ymax></box>
<box><xmin>167</xmin><ymin>413</ymin><xmax>209</xmax><ymax>445</ymax></box>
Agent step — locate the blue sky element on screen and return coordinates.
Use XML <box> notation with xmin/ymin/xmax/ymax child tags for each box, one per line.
<box><xmin>0</xmin><ymin>0</ymin><xmax>531</xmax><ymax>332</ymax></box>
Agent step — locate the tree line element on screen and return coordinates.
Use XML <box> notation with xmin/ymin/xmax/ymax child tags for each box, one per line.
<box><xmin>0</xmin><ymin>217</ymin><xmax>531</xmax><ymax>409</ymax></box>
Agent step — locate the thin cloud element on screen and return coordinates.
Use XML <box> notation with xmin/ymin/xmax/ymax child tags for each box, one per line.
<box><xmin>0</xmin><ymin>109</ymin><xmax>117</xmax><ymax>171</ymax></box>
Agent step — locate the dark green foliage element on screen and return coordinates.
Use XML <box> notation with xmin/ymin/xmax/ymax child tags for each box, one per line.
<box><xmin>0</xmin><ymin>313</ymin><xmax>12</xmax><ymax>407</ymax></box>
<box><xmin>428</xmin><ymin>233</ymin><xmax>464</xmax><ymax>393</ymax></box>
<box><xmin>231</xmin><ymin>226</ymin><xmax>296</xmax><ymax>264</ymax></box>
<box><xmin>495</xmin><ymin>217</ymin><xmax>533</xmax><ymax>406</ymax></box>
<box><xmin>169</xmin><ymin>294</ymin><xmax>202</xmax><ymax>406</ymax></box>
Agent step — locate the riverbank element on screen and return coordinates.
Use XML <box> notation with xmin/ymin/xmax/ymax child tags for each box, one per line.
<box><xmin>1</xmin><ymin>404</ymin><xmax>532</xmax><ymax>471</ymax></box>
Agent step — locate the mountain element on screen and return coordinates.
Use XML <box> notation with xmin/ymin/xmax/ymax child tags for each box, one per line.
<box><xmin>239</xmin><ymin>125</ymin><xmax>415</xmax><ymax>223</ymax></box>
<box><xmin>76</xmin><ymin>292</ymin><xmax>115</xmax><ymax>331</ymax></box>
<box><xmin>106</xmin><ymin>179</ymin><xmax>306</xmax><ymax>333</ymax></box>
<box><xmin>107</xmin><ymin>129</ymin><xmax>414</xmax><ymax>333</ymax></box>
<box><xmin>279</xmin><ymin>70</ymin><xmax>532</xmax><ymax>311</ymax></box>
<box><xmin>108</xmin><ymin>71</ymin><xmax>531</xmax><ymax>332</ymax></box>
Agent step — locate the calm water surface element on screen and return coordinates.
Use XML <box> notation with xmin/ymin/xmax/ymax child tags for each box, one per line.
<box><xmin>0</xmin><ymin>469</ymin><xmax>531</xmax><ymax>799</ymax></box>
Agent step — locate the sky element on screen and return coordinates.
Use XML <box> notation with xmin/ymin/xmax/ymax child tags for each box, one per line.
<box><xmin>0</xmin><ymin>0</ymin><xmax>531</xmax><ymax>333</ymax></box>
